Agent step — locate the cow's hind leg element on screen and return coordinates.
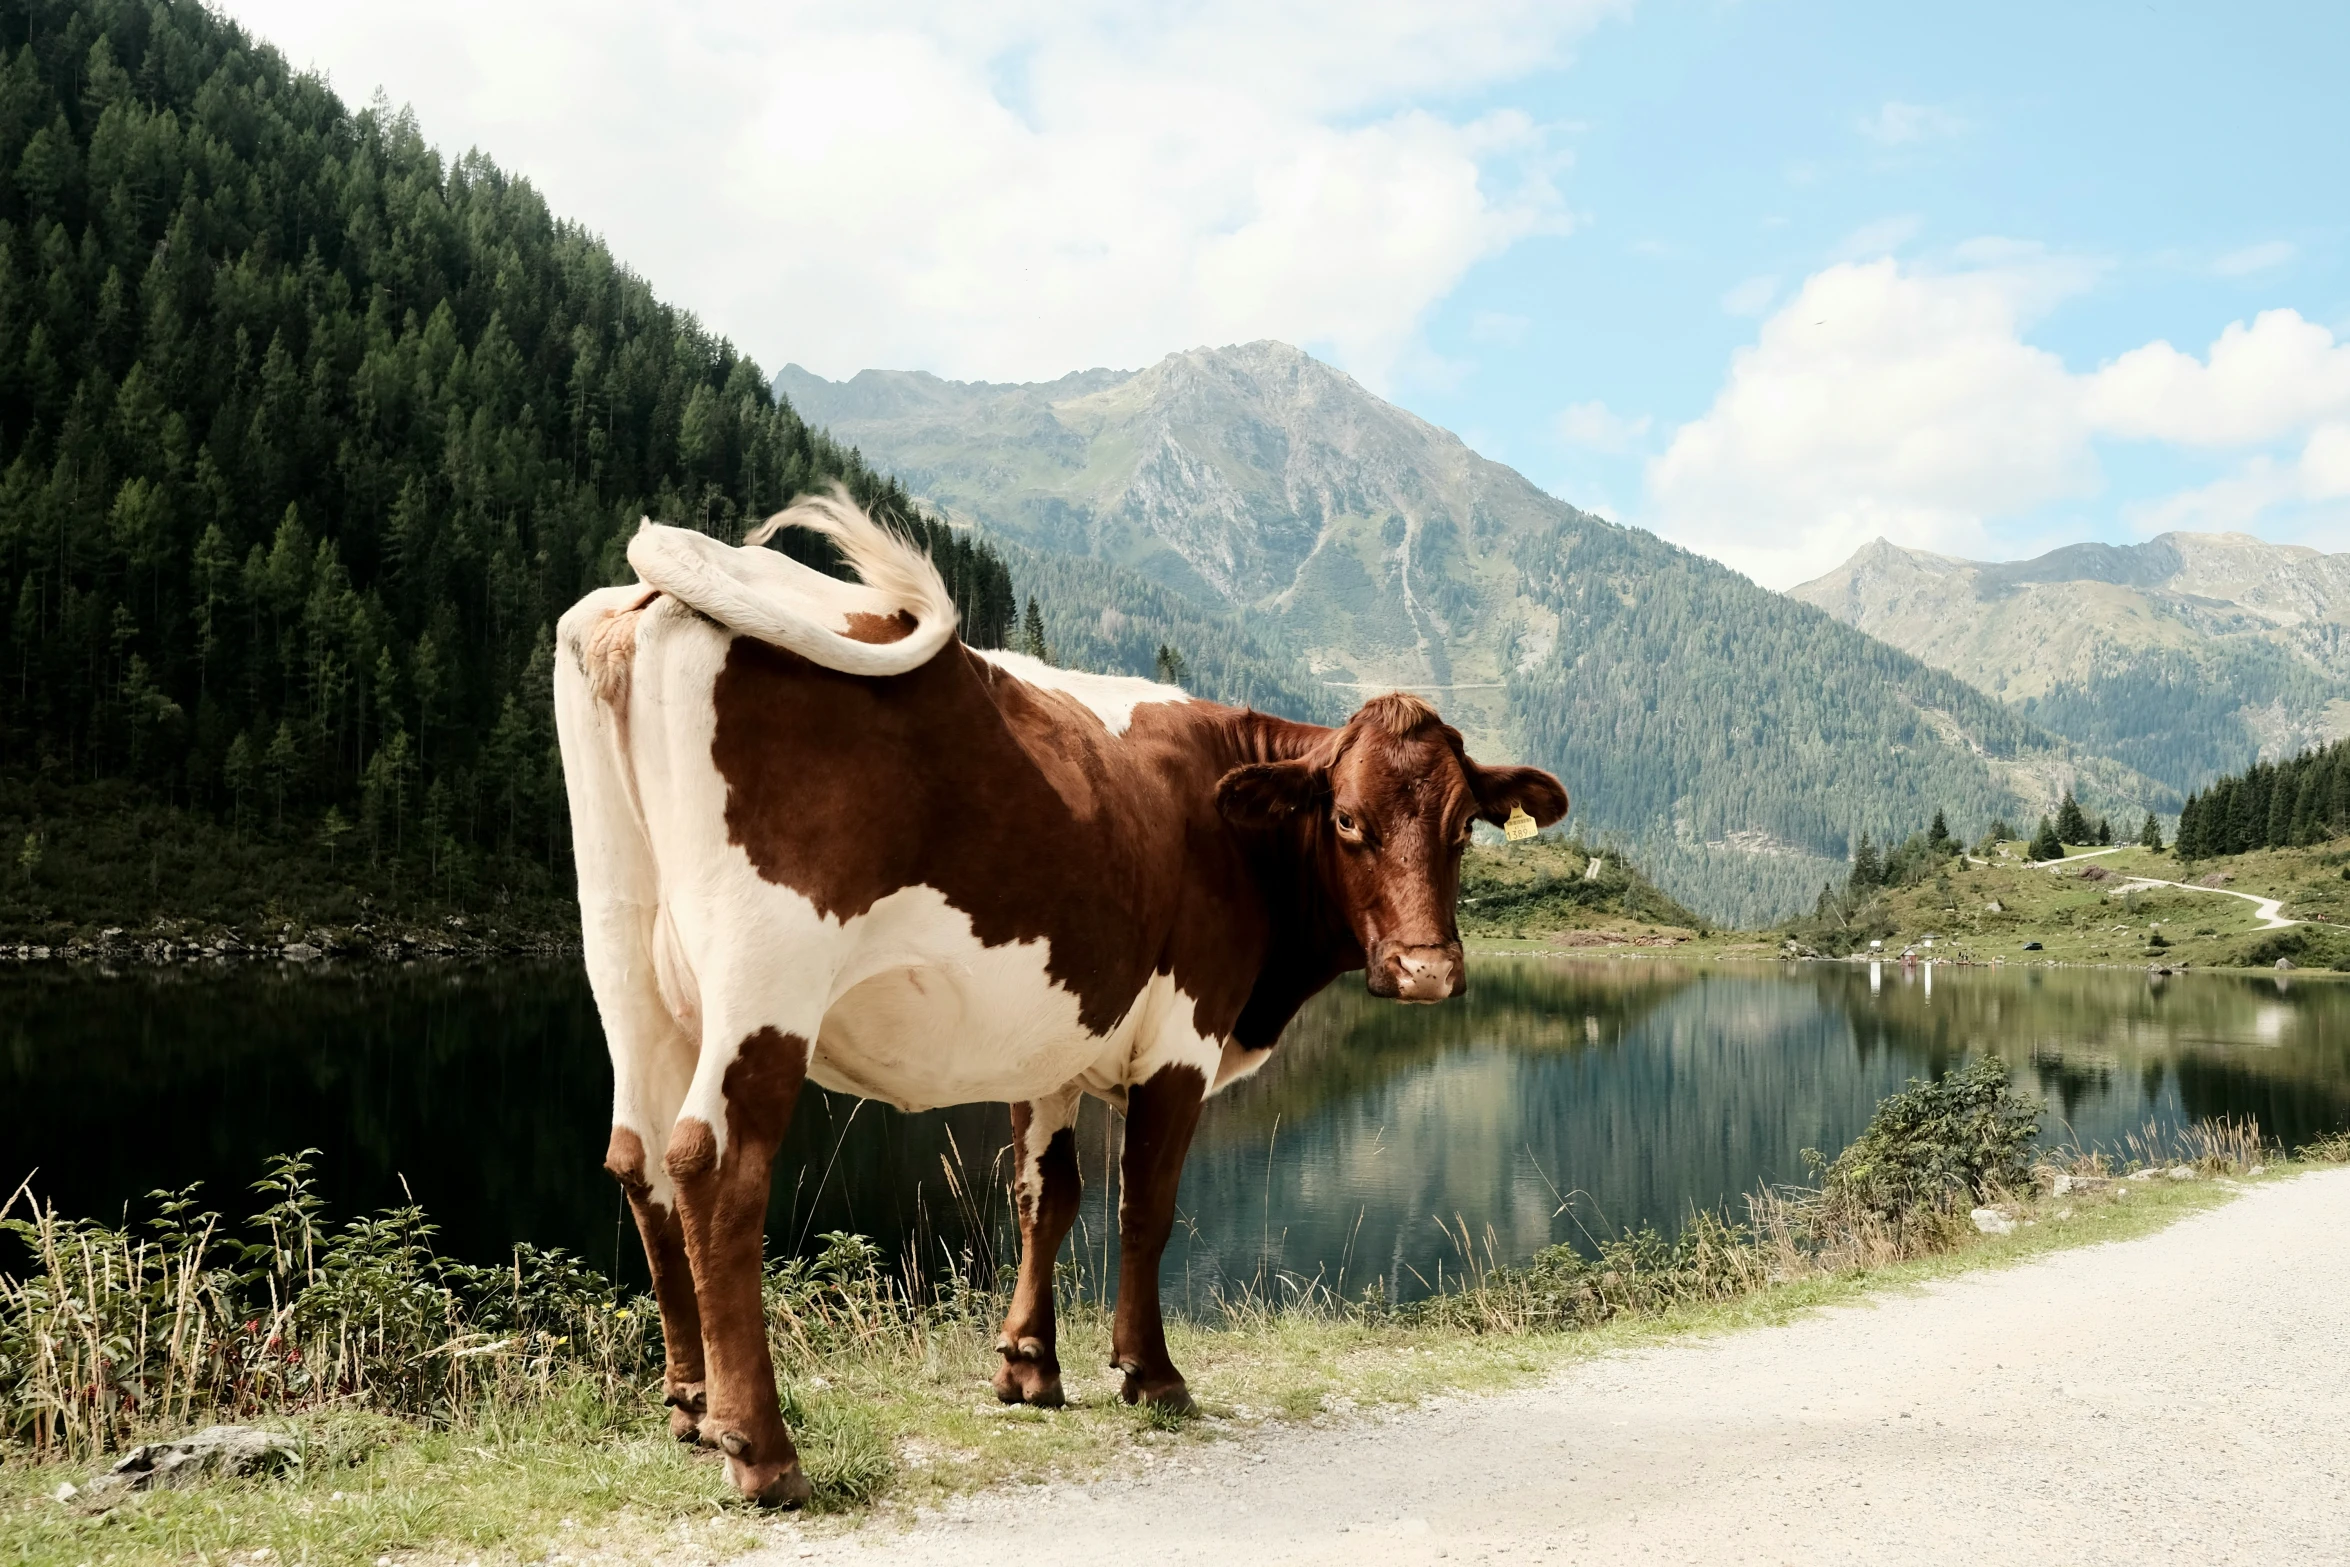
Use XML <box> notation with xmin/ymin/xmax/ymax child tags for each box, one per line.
<box><xmin>666</xmin><ymin>1024</ymin><xmax>812</xmax><ymax>1507</ymax></box>
<box><xmin>994</xmin><ymin>1089</ymin><xmax>1082</xmax><ymax>1406</ymax></box>
<box><xmin>1112</xmin><ymin>1065</ymin><xmax>1207</xmax><ymax>1412</ymax></box>
<box><xmin>602</xmin><ymin>1035</ymin><xmax>704</xmax><ymax>1443</ymax></box>
<box><xmin>556</xmin><ymin>626</ymin><xmax>709</xmax><ymax>1442</ymax></box>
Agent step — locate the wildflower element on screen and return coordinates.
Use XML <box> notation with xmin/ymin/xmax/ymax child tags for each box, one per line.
<box><xmin>614</xmin><ymin>1308</ymin><xmax>631</xmax><ymax>1320</ymax></box>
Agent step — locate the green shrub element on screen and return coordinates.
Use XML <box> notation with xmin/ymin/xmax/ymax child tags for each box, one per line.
<box><xmin>2240</xmin><ymin>927</ymin><xmax>2350</xmax><ymax>969</ymax></box>
<box><xmin>1818</xmin><ymin>1059</ymin><xmax>2040</xmax><ymax>1225</ymax></box>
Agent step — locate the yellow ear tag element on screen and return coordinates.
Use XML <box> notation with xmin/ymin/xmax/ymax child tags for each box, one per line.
<box><xmin>1504</xmin><ymin>806</ymin><xmax>1539</xmax><ymax>842</ymax></box>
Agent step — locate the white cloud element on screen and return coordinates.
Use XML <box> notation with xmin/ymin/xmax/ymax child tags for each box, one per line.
<box><xmin>1857</xmin><ymin>101</ymin><xmax>1967</xmax><ymax>146</ymax></box>
<box><xmin>221</xmin><ymin>0</ymin><xmax>1618</xmax><ymax>389</ymax></box>
<box><xmin>1556</xmin><ymin>400</ymin><xmax>1652</xmax><ymax>453</ymax></box>
<box><xmin>1648</xmin><ymin>255</ymin><xmax>2093</xmax><ymax>586</ymax></box>
<box><xmin>1719</xmin><ymin>274</ymin><xmax>1778</xmax><ymax>317</ymax></box>
<box><xmin>2212</xmin><ymin>240</ymin><xmax>2298</xmax><ymax>277</ymax></box>
<box><xmin>2086</xmin><ymin>309</ymin><xmax>2350</xmax><ymax>447</ymax></box>
<box><xmin>1645</xmin><ymin>250</ymin><xmax>2350</xmax><ymax>587</ymax></box>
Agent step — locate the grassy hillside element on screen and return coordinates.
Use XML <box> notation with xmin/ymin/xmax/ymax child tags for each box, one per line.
<box><xmin>1458</xmin><ymin>833</ymin><xmax>1709</xmax><ymax>944</ymax></box>
<box><xmin>1780</xmin><ymin>838</ymin><xmax>2350</xmax><ymax>972</ymax></box>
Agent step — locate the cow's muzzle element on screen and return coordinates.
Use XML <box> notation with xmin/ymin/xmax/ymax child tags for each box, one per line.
<box><xmin>1368</xmin><ymin>943</ymin><xmax>1464</xmax><ymax>1003</ymax></box>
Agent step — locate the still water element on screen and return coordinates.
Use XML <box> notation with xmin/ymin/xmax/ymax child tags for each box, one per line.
<box><xmin>6</xmin><ymin>958</ymin><xmax>2347</xmax><ymax>1305</ymax></box>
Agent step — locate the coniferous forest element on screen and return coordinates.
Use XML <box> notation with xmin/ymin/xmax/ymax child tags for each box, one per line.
<box><xmin>0</xmin><ymin>0</ymin><xmax>1018</xmax><ymax>937</ymax></box>
<box><xmin>2173</xmin><ymin>738</ymin><xmax>2350</xmax><ymax>860</ymax></box>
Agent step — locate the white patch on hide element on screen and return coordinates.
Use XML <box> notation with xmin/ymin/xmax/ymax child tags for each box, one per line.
<box><xmin>979</xmin><ymin>649</ymin><xmax>1189</xmax><ymax>738</ymax></box>
<box><xmin>1014</xmin><ymin>1088</ymin><xmax>1084</xmax><ymax>1212</ymax></box>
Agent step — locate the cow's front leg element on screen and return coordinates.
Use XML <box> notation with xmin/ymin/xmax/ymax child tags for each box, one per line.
<box><xmin>1112</xmin><ymin>1064</ymin><xmax>1206</xmax><ymax>1412</ymax></box>
<box><xmin>666</xmin><ymin>1026</ymin><xmax>810</xmax><ymax>1507</ymax></box>
<box><xmin>994</xmin><ymin>1089</ymin><xmax>1082</xmax><ymax>1406</ymax></box>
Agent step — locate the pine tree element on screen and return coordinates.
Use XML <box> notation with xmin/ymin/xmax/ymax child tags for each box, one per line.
<box><xmin>1847</xmin><ymin>830</ymin><xmax>1881</xmax><ymax>892</ymax></box>
<box><xmin>2028</xmin><ymin>816</ymin><xmax>2063</xmax><ymax>862</ymax></box>
<box><xmin>2055</xmin><ymin>790</ymin><xmax>2090</xmax><ymax>844</ymax></box>
<box><xmin>1153</xmin><ymin>643</ymin><xmax>1188</xmax><ymax>686</ymax></box>
<box><xmin>1020</xmin><ymin>597</ymin><xmax>1051</xmax><ymax>663</ymax></box>
<box><xmin>2095</xmin><ymin>816</ymin><xmax>2112</xmax><ymax>846</ymax></box>
<box><xmin>1927</xmin><ymin>808</ymin><xmax>1952</xmax><ymax>855</ymax></box>
<box><xmin>2138</xmin><ymin>812</ymin><xmax>2164</xmax><ymax>852</ymax></box>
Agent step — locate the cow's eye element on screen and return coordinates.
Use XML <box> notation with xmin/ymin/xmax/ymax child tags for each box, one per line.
<box><xmin>1334</xmin><ymin>809</ymin><xmax>1362</xmax><ymax>839</ymax></box>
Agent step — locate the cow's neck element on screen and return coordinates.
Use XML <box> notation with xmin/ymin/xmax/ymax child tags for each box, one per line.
<box><xmin>1214</xmin><ymin>708</ymin><xmax>1365</xmax><ymax>1050</ymax></box>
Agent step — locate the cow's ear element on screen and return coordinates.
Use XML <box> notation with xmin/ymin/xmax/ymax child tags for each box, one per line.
<box><xmin>1463</xmin><ymin>759</ymin><xmax>1569</xmax><ymax>830</ymax></box>
<box><xmin>1216</xmin><ymin>758</ymin><xmax>1325</xmax><ymax>828</ymax></box>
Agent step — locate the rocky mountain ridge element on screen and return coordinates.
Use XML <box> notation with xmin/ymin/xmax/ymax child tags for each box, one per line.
<box><xmin>1791</xmin><ymin>534</ymin><xmax>2350</xmax><ymax>791</ymax></box>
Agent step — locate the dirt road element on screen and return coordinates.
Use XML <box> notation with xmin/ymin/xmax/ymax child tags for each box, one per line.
<box><xmin>775</xmin><ymin>1169</ymin><xmax>2350</xmax><ymax>1566</ymax></box>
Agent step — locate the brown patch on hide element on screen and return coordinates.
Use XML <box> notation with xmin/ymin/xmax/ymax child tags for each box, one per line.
<box><xmin>840</xmin><ymin>609</ymin><xmax>917</xmax><ymax>643</ymax></box>
<box><xmin>663</xmin><ymin>1118</ymin><xmax>716</xmax><ymax>1181</ymax></box>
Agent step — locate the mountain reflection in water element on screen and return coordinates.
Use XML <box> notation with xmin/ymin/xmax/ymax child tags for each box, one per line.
<box><xmin>5</xmin><ymin>958</ymin><xmax>2343</xmax><ymax>1306</ymax></box>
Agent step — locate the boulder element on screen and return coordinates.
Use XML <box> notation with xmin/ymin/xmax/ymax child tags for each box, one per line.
<box><xmin>1969</xmin><ymin>1207</ymin><xmax>2016</xmax><ymax>1236</ymax></box>
<box><xmin>2275</xmin><ymin>958</ymin><xmax>2296</xmax><ymax>972</ymax></box>
<box><xmin>2167</xmin><ymin>1165</ymin><xmax>2196</xmax><ymax>1181</ymax></box>
<box><xmin>70</xmin><ymin>1426</ymin><xmax>299</xmax><ymax>1509</ymax></box>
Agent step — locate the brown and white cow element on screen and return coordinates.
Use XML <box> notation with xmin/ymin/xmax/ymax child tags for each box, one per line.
<box><xmin>553</xmin><ymin>491</ymin><xmax>1566</xmax><ymax>1504</ymax></box>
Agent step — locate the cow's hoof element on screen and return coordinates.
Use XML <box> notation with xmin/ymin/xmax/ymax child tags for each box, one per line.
<box><xmin>1116</xmin><ymin>1363</ymin><xmax>1195</xmax><ymax>1414</ymax></box>
<box><xmin>726</xmin><ymin>1454</ymin><xmax>812</xmax><ymax>1509</ymax></box>
<box><xmin>992</xmin><ymin>1357</ymin><xmax>1066</xmax><ymax>1407</ymax></box>
<box><xmin>663</xmin><ymin>1382</ymin><xmax>708</xmax><ymax>1444</ymax></box>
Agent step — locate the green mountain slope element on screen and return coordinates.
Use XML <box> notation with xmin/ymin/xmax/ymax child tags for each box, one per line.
<box><xmin>991</xmin><ymin>536</ymin><xmax>1341</xmax><ymax>723</ymax></box>
<box><xmin>0</xmin><ymin>0</ymin><xmax>1017</xmax><ymax>932</ymax></box>
<box><xmin>1791</xmin><ymin>535</ymin><xmax>2350</xmax><ymax>793</ymax></box>
<box><xmin>780</xmin><ymin>349</ymin><xmax>2173</xmax><ymax>924</ymax></box>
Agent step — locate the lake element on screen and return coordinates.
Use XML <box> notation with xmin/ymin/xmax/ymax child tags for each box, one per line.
<box><xmin>6</xmin><ymin>957</ymin><xmax>2347</xmax><ymax>1307</ymax></box>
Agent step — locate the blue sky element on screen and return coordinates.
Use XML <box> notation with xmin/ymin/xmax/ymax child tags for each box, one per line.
<box><xmin>234</xmin><ymin>0</ymin><xmax>2350</xmax><ymax>585</ymax></box>
<box><xmin>1402</xmin><ymin>0</ymin><xmax>2350</xmax><ymax>581</ymax></box>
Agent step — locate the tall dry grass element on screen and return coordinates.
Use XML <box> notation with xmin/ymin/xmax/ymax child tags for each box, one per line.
<box><xmin>0</xmin><ymin>1153</ymin><xmax>652</xmax><ymax>1460</ymax></box>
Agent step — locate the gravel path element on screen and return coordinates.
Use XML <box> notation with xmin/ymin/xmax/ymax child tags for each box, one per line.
<box><xmin>2116</xmin><ymin>873</ymin><xmax>2298</xmax><ymax>929</ymax></box>
<box><xmin>770</xmin><ymin>1168</ymin><xmax>2350</xmax><ymax>1566</ymax></box>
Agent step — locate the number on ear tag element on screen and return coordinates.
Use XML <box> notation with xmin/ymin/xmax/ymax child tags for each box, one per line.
<box><xmin>1504</xmin><ymin>806</ymin><xmax>1538</xmax><ymax>842</ymax></box>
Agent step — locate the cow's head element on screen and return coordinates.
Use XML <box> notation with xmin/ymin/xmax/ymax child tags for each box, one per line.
<box><xmin>1215</xmin><ymin>693</ymin><xmax>1568</xmax><ymax>1002</ymax></box>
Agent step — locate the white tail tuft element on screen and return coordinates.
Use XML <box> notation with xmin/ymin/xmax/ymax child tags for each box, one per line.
<box><xmin>625</xmin><ymin>486</ymin><xmax>959</xmax><ymax>677</ymax></box>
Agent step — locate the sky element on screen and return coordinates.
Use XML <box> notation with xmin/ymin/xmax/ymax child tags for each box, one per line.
<box><xmin>225</xmin><ymin>0</ymin><xmax>2350</xmax><ymax>588</ymax></box>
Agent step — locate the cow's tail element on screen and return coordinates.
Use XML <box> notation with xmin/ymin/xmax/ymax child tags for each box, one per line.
<box><xmin>623</xmin><ymin>486</ymin><xmax>958</xmax><ymax>678</ymax></box>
